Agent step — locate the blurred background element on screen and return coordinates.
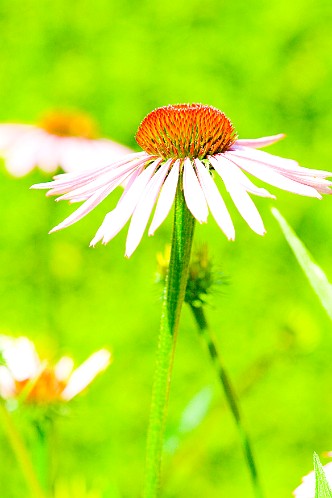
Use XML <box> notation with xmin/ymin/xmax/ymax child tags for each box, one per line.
<box><xmin>0</xmin><ymin>0</ymin><xmax>332</xmax><ymax>496</ymax></box>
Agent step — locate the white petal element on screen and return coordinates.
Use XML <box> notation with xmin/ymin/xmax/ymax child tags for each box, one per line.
<box><xmin>211</xmin><ymin>158</ymin><xmax>266</xmax><ymax>235</ymax></box>
<box><xmin>183</xmin><ymin>158</ymin><xmax>208</xmax><ymax>223</ymax></box>
<box><xmin>54</xmin><ymin>356</ymin><xmax>75</xmax><ymax>382</ymax></box>
<box><xmin>148</xmin><ymin>160</ymin><xmax>180</xmax><ymax>235</ymax></box>
<box><xmin>234</xmin><ymin>134</ymin><xmax>285</xmax><ymax>149</ymax></box>
<box><xmin>224</xmin><ymin>152</ymin><xmax>322</xmax><ymax>198</ymax></box>
<box><xmin>0</xmin><ymin>366</ymin><xmax>16</xmax><ymax>398</ymax></box>
<box><xmin>125</xmin><ymin>161</ymin><xmax>171</xmax><ymax>257</ymax></box>
<box><xmin>195</xmin><ymin>159</ymin><xmax>235</xmax><ymax>240</ymax></box>
<box><xmin>61</xmin><ymin>349</ymin><xmax>111</xmax><ymax>400</ymax></box>
<box><xmin>90</xmin><ymin>160</ymin><xmax>160</xmax><ymax>246</ymax></box>
<box><xmin>0</xmin><ymin>336</ymin><xmax>40</xmax><ymax>381</ymax></box>
<box><xmin>209</xmin><ymin>155</ymin><xmax>274</xmax><ymax>198</ymax></box>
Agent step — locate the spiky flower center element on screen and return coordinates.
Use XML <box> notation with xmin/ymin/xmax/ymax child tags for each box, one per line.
<box><xmin>135</xmin><ymin>104</ymin><xmax>237</xmax><ymax>160</ymax></box>
<box><xmin>40</xmin><ymin>111</ymin><xmax>97</xmax><ymax>139</ymax></box>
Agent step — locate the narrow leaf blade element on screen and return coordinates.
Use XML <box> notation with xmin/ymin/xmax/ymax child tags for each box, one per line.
<box><xmin>272</xmin><ymin>208</ymin><xmax>332</xmax><ymax>321</ymax></box>
<box><xmin>314</xmin><ymin>452</ymin><xmax>332</xmax><ymax>498</ymax></box>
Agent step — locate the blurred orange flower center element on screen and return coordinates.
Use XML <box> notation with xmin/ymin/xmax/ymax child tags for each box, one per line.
<box><xmin>40</xmin><ymin>111</ymin><xmax>98</xmax><ymax>139</ymax></box>
<box><xmin>15</xmin><ymin>368</ymin><xmax>66</xmax><ymax>403</ymax></box>
<box><xmin>135</xmin><ymin>103</ymin><xmax>237</xmax><ymax>160</ymax></box>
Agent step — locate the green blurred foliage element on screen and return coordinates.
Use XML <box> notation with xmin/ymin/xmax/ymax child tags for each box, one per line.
<box><xmin>0</xmin><ymin>0</ymin><xmax>332</xmax><ymax>496</ymax></box>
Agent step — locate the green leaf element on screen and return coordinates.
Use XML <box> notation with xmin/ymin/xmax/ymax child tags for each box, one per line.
<box><xmin>164</xmin><ymin>386</ymin><xmax>214</xmax><ymax>454</ymax></box>
<box><xmin>314</xmin><ymin>452</ymin><xmax>332</xmax><ymax>498</ymax></box>
<box><xmin>272</xmin><ymin>208</ymin><xmax>332</xmax><ymax>320</ymax></box>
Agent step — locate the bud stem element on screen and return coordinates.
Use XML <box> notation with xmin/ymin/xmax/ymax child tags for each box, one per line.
<box><xmin>144</xmin><ymin>183</ymin><xmax>195</xmax><ymax>498</ymax></box>
<box><xmin>189</xmin><ymin>305</ymin><xmax>265</xmax><ymax>498</ymax></box>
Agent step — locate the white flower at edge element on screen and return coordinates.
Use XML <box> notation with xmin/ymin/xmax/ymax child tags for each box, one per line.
<box><xmin>0</xmin><ymin>335</ymin><xmax>111</xmax><ymax>403</ymax></box>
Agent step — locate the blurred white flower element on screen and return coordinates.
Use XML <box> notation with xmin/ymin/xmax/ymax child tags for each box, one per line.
<box><xmin>0</xmin><ymin>336</ymin><xmax>111</xmax><ymax>403</ymax></box>
<box><xmin>0</xmin><ymin>110</ymin><xmax>132</xmax><ymax>177</ymax></box>
<box><xmin>293</xmin><ymin>461</ymin><xmax>332</xmax><ymax>498</ymax></box>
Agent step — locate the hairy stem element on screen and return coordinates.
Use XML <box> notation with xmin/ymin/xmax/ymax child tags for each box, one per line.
<box><xmin>144</xmin><ymin>185</ymin><xmax>195</xmax><ymax>498</ymax></box>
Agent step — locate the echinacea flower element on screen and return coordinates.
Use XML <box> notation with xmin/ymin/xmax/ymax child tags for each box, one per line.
<box><xmin>293</xmin><ymin>461</ymin><xmax>332</xmax><ymax>498</ymax></box>
<box><xmin>0</xmin><ymin>110</ymin><xmax>132</xmax><ymax>177</ymax></box>
<box><xmin>32</xmin><ymin>103</ymin><xmax>332</xmax><ymax>257</ymax></box>
<box><xmin>0</xmin><ymin>336</ymin><xmax>111</xmax><ymax>403</ymax></box>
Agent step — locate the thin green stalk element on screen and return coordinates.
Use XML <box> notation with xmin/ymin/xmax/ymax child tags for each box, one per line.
<box><xmin>144</xmin><ymin>185</ymin><xmax>195</xmax><ymax>498</ymax></box>
<box><xmin>190</xmin><ymin>305</ymin><xmax>264</xmax><ymax>498</ymax></box>
<box><xmin>0</xmin><ymin>401</ymin><xmax>47</xmax><ymax>498</ymax></box>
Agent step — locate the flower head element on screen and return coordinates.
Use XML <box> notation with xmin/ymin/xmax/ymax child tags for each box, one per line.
<box><xmin>32</xmin><ymin>103</ymin><xmax>332</xmax><ymax>257</ymax></box>
<box><xmin>0</xmin><ymin>110</ymin><xmax>132</xmax><ymax>177</ymax></box>
<box><xmin>293</xmin><ymin>461</ymin><xmax>332</xmax><ymax>498</ymax></box>
<box><xmin>0</xmin><ymin>336</ymin><xmax>111</xmax><ymax>404</ymax></box>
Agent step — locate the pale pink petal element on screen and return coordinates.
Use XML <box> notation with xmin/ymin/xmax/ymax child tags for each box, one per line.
<box><xmin>54</xmin><ymin>356</ymin><xmax>75</xmax><ymax>382</ymax></box>
<box><xmin>229</xmin><ymin>147</ymin><xmax>331</xmax><ymax>178</ymax></box>
<box><xmin>195</xmin><ymin>159</ymin><xmax>235</xmax><ymax>240</ymax></box>
<box><xmin>61</xmin><ymin>349</ymin><xmax>111</xmax><ymax>400</ymax></box>
<box><xmin>210</xmin><ymin>157</ymin><xmax>266</xmax><ymax>235</ymax></box>
<box><xmin>225</xmin><ymin>152</ymin><xmax>322</xmax><ymax>198</ymax></box>
<box><xmin>0</xmin><ymin>124</ymin><xmax>33</xmax><ymax>150</ymax></box>
<box><xmin>54</xmin><ymin>157</ymin><xmax>147</xmax><ymax>202</ymax></box>
<box><xmin>6</xmin><ymin>129</ymin><xmax>46</xmax><ymax>177</ymax></box>
<box><xmin>49</xmin><ymin>184</ymin><xmax>116</xmax><ymax>233</ymax></box>
<box><xmin>183</xmin><ymin>158</ymin><xmax>208</xmax><ymax>223</ymax></box>
<box><xmin>36</xmin><ymin>134</ymin><xmax>61</xmax><ymax>172</ymax></box>
<box><xmin>275</xmin><ymin>171</ymin><xmax>332</xmax><ymax>194</ymax></box>
<box><xmin>125</xmin><ymin>160</ymin><xmax>171</xmax><ymax>257</ymax></box>
<box><xmin>148</xmin><ymin>160</ymin><xmax>180</xmax><ymax>235</ymax></box>
<box><xmin>31</xmin><ymin>153</ymin><xmax>151</xmax><ymax>195</ymax></box>
<box><xmin>234</xmin><ymin>133</ymin><xmax>285</xmax><ymax>149</ymax></box>
<box><xmin>90</xmin><ymin>161</ymin><xmax>160</xmax><ymax>246</ymax></box>
<box><xmin>209</xmin><ymin>155</ymin><xmax>275</xmax><ymax>198</ymax></box>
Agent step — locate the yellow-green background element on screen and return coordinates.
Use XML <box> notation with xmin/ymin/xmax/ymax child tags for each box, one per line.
<box><xmin>0</xmin><ymin>0</ymin><xmax>332</xmax><ymax>496</ymax></box>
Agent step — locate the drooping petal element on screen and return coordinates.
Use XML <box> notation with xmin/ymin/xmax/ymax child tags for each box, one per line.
<box><xmin>283</xmin><ymin>174</ymin><xmax>332</xmax><ymax>194</ymax></box>
<box><xmin>229</xmin><ymin>147</ymin><xmax>331</xmax><ymax>178</ymax></box>
<box><xmin>234</xmin><ymin>133</ymin><xmax>285</xmax><ymax>149</ymax></box>
<box><xmin>32</xmin><ymin>154</ymin><xmax>150</xmax><ymax>196</ymax></box>
<box><xmin>210</xmin><ymin>157</ymin><xmax>266</xmax><ymax>235</ymax></box>
<box><xmin>148</xmin><ymin>160</ymin><xmax>180</xmax><ymax>235</ymax></box>
<box><xmin>225</xmin><ymin>151</ymin><xmax>322</xmax><ymax>198</ymax></box>
<box><xmin>183</xmin><ymin>158</ymin><xmax>208</xmax><ymax>223</ymax></box>
<box><xmin>90</xmin><ymin>160</ymin><xmax>160</xmax><ymax>246</ymax></box>
<box><xmin>125</xmin><ymin>160</ymin><xmax>171</xmax><ymax>257</ymax></box>
<box><xmin>61</xmin><ymin>349</ymin><xmax>111</xmax><ymax>401</ymax></box>
<box><xmin>49</xmin><ymin>184</ymin><xmax>116</xmax><ymax>233</ymax></box>
<box><xmin>210</xmin><ymin>155</ymin><xmax>275</xmax><ymax>198</ymax></box>
<box><xmin>195</xmin><ymin>159</ymin><xmax>235</xmax><ymax>240</ymax></box>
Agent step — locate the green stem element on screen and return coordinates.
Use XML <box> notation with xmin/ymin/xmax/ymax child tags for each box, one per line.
<box><xmin>144</xmin><ymin>185</ymin><xmax>195</xmax><ymax>498</ymax></box>
<box><xmin>0</xmin><ymin>401</ymin><xmax>47</xmax><ymax>498</ymax></box>
<box><xmin>190</xmin><ymin>305</ymin><xmax>265</xmax><ymax>498</ymax></box>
